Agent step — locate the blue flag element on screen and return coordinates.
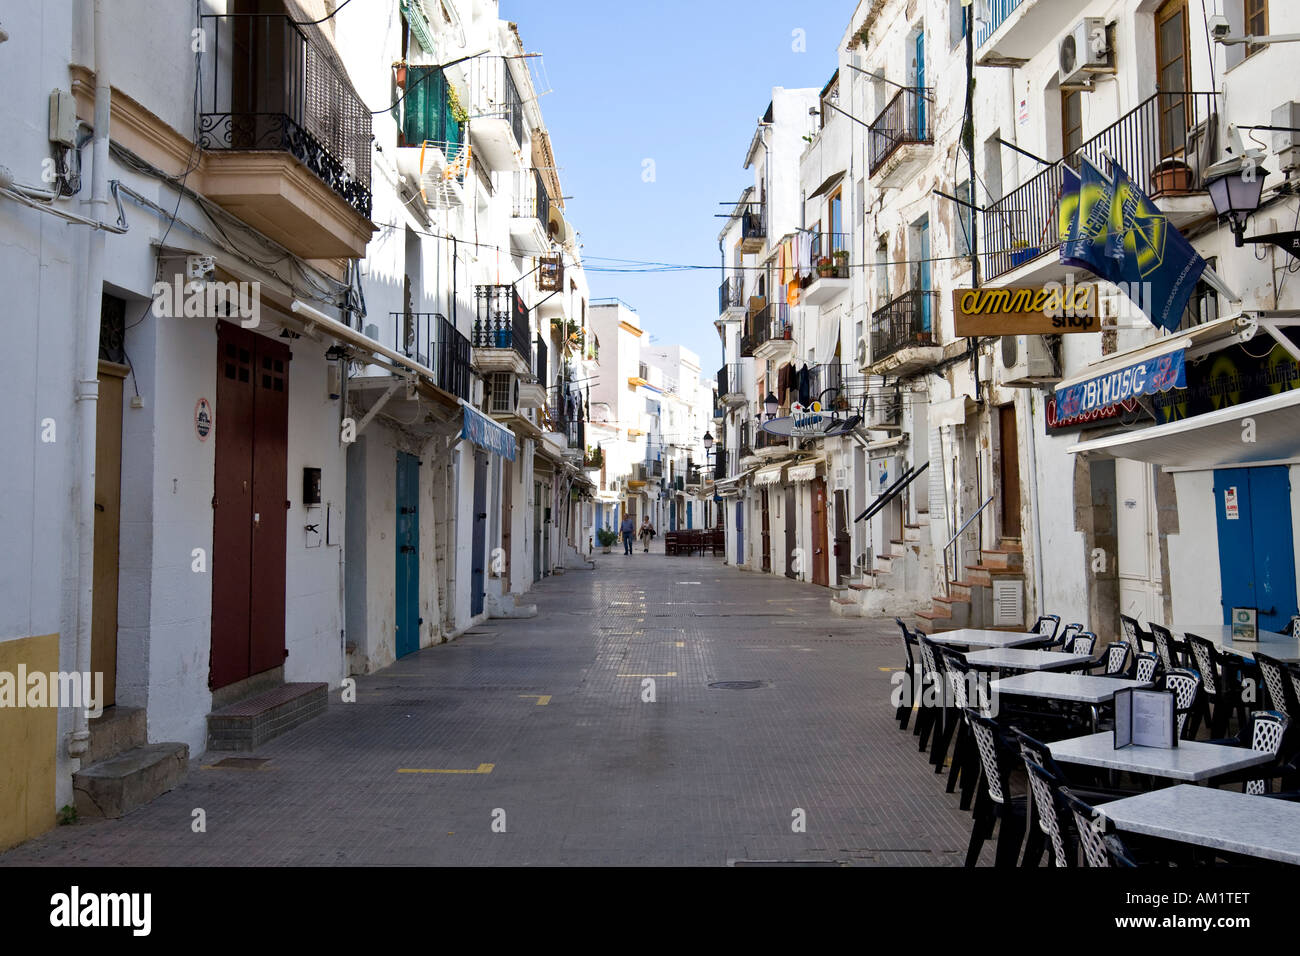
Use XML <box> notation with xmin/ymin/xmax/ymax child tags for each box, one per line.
<box><xmin>1058</xmin><ymin>158</ymin><xmax>1122</xmax><ymax>283</ymax></box>
<box><xmin>1104</xmin><ymin>160</ymin><xmax>1207</xmax><ymax>333</ymax></box>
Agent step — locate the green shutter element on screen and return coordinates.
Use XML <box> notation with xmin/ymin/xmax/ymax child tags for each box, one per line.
<box><xmin>403</xmin><ymin>66</ymin><xmax>462</xmax><ymax>150</ymax></box>
<box><xmin>399</xmin><ymin>0</ymin><xmax>437</xmax><ymax>58</ymax></box>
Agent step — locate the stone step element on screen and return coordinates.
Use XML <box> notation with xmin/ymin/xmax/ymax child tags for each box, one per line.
<box><xmin>73</xmin><ymin>742</ymin><xmax>188</xmax><ymax>819</ymax></box>
<box><xmin>949</xmin><ymin>580</ymin><xmax>974</xmax><ymax>602</ymax></box>
<box><xmin>207</xmin><ymin>682</ymin><xmax>328</xmax><ymax>753</ymax></box>
<box><xmin>85</xmin><ymin>705</ymin><xmax>146</xmax><ymax>766</ymax></box>
<box><xmin>830</xmin><ymin>596</ymin><xmax>864</xmax><ymax>618</ymax></box>
<box><xmin>981</xmin><ymin>548</ymin><xmax>1024</xmax><ymax>571</ymax></box>
<box><xmin>933</xmin><ymin>595</ymin><xmax>970</xmax><ymax>628</ymax></box>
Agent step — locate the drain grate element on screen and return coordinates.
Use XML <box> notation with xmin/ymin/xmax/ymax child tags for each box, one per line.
<box><xmin>709</xmin><ymin>680</ymin><xmax>765</xmax><ymax>690</ymax></box>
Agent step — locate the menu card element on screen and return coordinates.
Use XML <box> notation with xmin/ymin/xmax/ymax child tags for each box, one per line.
<box><xmin>1113</xmin><ymin>688</ymin><xmax>1178</xmax><ymax>749</ymax></box>
<box><xmin>1231</xmin><ymin>607</ymin><xmax>1258</xmax><ymax>644</ymax></box>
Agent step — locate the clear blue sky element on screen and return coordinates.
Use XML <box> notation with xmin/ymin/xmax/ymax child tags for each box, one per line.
<box><xmin>501</xmin><ymin>0</ymin><xmax>859</xmax><ymax>374</ymax></box>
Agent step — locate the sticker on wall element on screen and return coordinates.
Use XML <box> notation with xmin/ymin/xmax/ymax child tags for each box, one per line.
<box><xmin>1225</xmin><ymin>486</ymin><xmax>1239</xmax><ymax>521</ymax></box>
<box><xmin>195</xmin><ymin>398</ymin><xmax>213</xmax><ymax>441</ymax></box>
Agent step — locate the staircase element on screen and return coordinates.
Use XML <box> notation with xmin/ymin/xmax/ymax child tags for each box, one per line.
<box><xmin>73</xmin><ymin>706</ymin><xmax>188</xmax><ymax>819</ymax></box>
<box><xmin>831</xmin><ymin>515</ymin><xmax>933</xmax><ymax>618</ymax></box>
<box><xmin>915</xmin><ymin>539</ymin><xmax>1026</xmax><ymax>631</ymax></box>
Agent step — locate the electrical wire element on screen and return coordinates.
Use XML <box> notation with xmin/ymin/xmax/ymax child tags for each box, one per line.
<box><xmin>291</xmin><ymin>0</ymin><xmax>356</xmax><ymax>25</ymax></box>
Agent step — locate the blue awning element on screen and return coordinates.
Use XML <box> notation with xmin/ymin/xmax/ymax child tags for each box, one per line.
<box><xmin>1054</xmin><ymin>348</ymin><xmax>1186</xmax><ymax>418</ymax></box>
<box><xmin>461</xmin><ymin>402</ymin><xmax>517</xmax><ymax>461</ymax></box>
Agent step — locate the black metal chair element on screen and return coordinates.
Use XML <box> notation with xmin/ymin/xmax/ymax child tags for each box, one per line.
<box><xmin>1086</xmin><ymin>640</ymin><xmax>1131</xmax><ymax>677</ymax></box>
<box><xmin>1120</xmin><ymin>614</ymin><xmax>1151</xmax><ymax>655</ymax></box>
<box><xmin>1254</xmin><ymin>651</ymin><xmax>1294</xmax><ymax>720</ymax></box>
<box><xmin>1022</xmin><ymin>758</ymin><xmax>1074</xmax><ymax>867</ymax></box>
<box><xmin>913</xmin><ymin>633</ymin><xmax>944</xmax><ymax>754</ymax></box>
<box><xmin>1149</xmin><ymin>622</ymin><xmax>1183</xmax><ymax>671</ymax></box>
<box><xmin>1031</xmin><ymin>614</ymin><xmax>1061</xmax><ymax>645</ymax></box>
<box><xmin>894</xmin><ymin>618</ymin><xmax>919</xmax><ymax>730</ymax></box>
<box><xmin>1132</xmin><ymin>651</ymin><xmax>1161</xmax><ymax>684</ymax></box>
<box><xmin>1052</xmin><ymin>622</ymin><xmax>1083</xmax><ymax>651</ymax></box>
<box><xmin>1186</xmin><ymin>632</ymin><xmax>1248</xmax><ymax>738</ymax></box>
<box><xmin>1160</xmin><ymin>668</ymin><xmax>1203</xmax><ymax>740</ymax></box>
<box><xmin>1058</xmin><ymin>788</ymin><xmax>1114</xmax><ymax>868</ymax></box>
<box><xmin>964</xmin><ymin>709</ymin><xmax>1027</xmax><ymax>867</ymax></box>
<box><xmin>1208</xmin><ymin>710</ymin><xmax>1291</xmax><ymax>795</ymax></box>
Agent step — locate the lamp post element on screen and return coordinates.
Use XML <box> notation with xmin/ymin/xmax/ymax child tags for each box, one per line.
<box><xmin>764</xmin><ymin>392</ymin><xmax>779</xmax><ymax>420</ymax></box>
<box><xmin>1206</xmin><ymin>155</ymin><xmax>1300</xmax><ymax>258</ymax></box>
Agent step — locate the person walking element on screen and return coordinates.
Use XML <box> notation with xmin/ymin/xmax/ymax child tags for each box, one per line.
<box><xmin>638</xmin><ymin>517</ymin><xmax>656</xmax><ymax>553</ymax></box>
<box><xmin>620</xmin><ymin>514</ymin><xmax>635</xmax><ymax>555</ymax></box>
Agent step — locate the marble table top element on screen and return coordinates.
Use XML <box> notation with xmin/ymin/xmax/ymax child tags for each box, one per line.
<box><xmin>1097</xmin><ymin>785</ymin><xmax>1300</xmax><ymax>865</ymax></box>
<box><xmin>962</xmin><ymin>648</ymin><xmax>1093</xmax><ymax>672</ymax></box>
<box><xmin>990</xmin><ymin>672</ymin><xmax>1152</xmax><ymax>704</ymax></box>
<box><xmin>1049</xmin><ymin>732</ymin><xmax>1274</xmax><ymax>782</ymax></box>
<box><xmin>926</xmin><ymin>628</ymin><xmax>1045</xmax><ymax>649</ymax></box>
<box><xmin>1173</xmin><ymin>624</ymin><xmax>1300</xmax><ymax>664</ymax></box>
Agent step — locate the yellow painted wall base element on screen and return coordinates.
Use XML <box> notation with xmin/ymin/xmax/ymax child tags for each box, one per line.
<box><xmin>0</xmin><ymin>633</ymin><xmax>60</xmax><ymax>850</ymax></box>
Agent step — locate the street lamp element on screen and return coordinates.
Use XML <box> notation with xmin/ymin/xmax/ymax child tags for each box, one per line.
<box><xmin>1206</xmin><ymin>154</ymin><xmax>1300</xmax><ymax>258</ymax></box>
<box><xmin>702</xmin><ymin>431</ymin><xmax>714</xmax><ymax>453</ymax></box>
<box><xmin>764</xmin><ymin>392</ymin><xmax>779</xmax><ymax>420</ymax></box>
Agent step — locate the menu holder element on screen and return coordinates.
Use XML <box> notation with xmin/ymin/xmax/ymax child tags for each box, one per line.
<box><xmin>1113</xmin><ymin>688</ymin><xmax>1178</xmax><ymax>750</ymax></box>
<box><xmin>1231</xmin><ymin>607</ymin><xmax>1258</xmax><ymax>644</ymax></box>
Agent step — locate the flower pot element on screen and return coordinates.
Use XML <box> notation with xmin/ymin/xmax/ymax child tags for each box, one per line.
<box><xmin>393</xmin><ymin>64</ymin><xmax>407</xmax><ymax>86</ymax></box>
<box><xmin>1150</xmin><ymin>159</ymin><xmax>1194</xmax><ymax>197</ymax></box>
<box><xmin>817</xmin><ymin>266</ymin><xmax>835</xmax><ymax>278</ymax></box>
<box><xmin>494</xmin><ymin>328</ymin><xmax>511</xmax><ymax>348</ymax></box>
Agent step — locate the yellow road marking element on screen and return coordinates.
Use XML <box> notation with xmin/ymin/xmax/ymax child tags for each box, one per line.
<box><xmin>878</xmin><ymin>667</ymin><xmax>902</xmax><ymax>672</ymax></box>
<box><xmin>617</xmin><ymin>672</ymin><xmax>677</xmax><ymax>678</ymax></box>
<box><xmin>398</xmin><ymin>763</ymin><xmax>495</xmax><ymax>774</ymax></box>
<box><xmin>519</xmin><ymin>694</ymin><xmax>551</xmax><ymax>706</ymax></box>
<box><xmin>658</xmin><ymin>641</ymin><xmax>685</xmax><ymax>647</ymax></box>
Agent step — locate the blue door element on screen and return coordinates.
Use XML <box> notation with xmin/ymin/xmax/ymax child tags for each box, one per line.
<box><xmin>918</xmin><ymin>219</ymin><xmax>932</xmax><ymax>333</ymax></box>
<box><xmin>687</xmin><ymin>501</ymin><xmax>693</xmax><ymax>529</ymax></box>
<box><xmin>670</xmin><ymin>499</ymin><xmax>676</xmax><ymax>530</ymax></box>
<box><xmin>1213</xmin><ymin>466</ymin><xmax>1298</xmax><ymax>632</ymax></box>
<box><xmin>395</xmin><ymin>452</ymin><xmax>420</xmax><ymax>658</ymax></box>
<box><xmin>913</xmin><ymin>31</ymin><xmax>925</xmax><ymax>132</ymax></box>
<box><xmin>736</xmin><ymin>501</ymin><xmax>744</xmax><ymax>561</ymax></box>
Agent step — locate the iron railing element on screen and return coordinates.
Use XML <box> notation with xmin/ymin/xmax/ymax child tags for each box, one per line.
<box><xmin>719</xmin><ymin>275</ymin><xmax>744</xmax><ymax>313</ymax></box>
<box><xmin>388</xmin><ymin>312</ymin><xmax>472</xmax><ymax>400</ymax></box>
<box><xmin>750</xmin><ymin>302</ymin><xmax>791</xmax><ymax>351</ymax></box>
<box><xmin>756</xmin><ymin>429</ymin><xmax>789</xmax><ymax>450</ymax></box>
<box><xmin>198</xmin><ymin>14</ymin><xmax>372</xmax><ymax>218</ymax></box>
<box><xmin>810</xmin><ymin>232</ymin><xmax>851</xmax><ymax>277</ymax></box>
<box><xmin>473</xmin><ymin>284</ymin><xmax>531</xmax><ymax>365</ymax></box>
<box><xmin>713</xmin><ymin>451</ymin><xmax>727</xmax><ymax>480</ymax></box>
<box><xmin>718</xmin><ymin>363</ymin><xmax>745</xmax><ymax>398</ymax></box>
<box><xmin>868</xmin><ymin>87</ymin><xmax>933</xmax><ymax>176</ymax></box>
<box><xmin>534</xmin><ymin>335</ymin><xmax>548</xmax><ymax>388</ymax></box>
<box><xmin>548</xmin><ymin>384</ymin><xmax>584</xmax><ymax>449</ymax></box>
<box><xmin>644</xmin><ymin>458</ymin><xmax>664</xmax><ymax>479</ymax></box>
<box><xmin>514</xmin><ymin>167</ymin><xmax>551</xmax><ymax>226</ymax></box>
<box><xmin>976</xmin><ymin>0</ymin><xmax>1027</xmax><ymax>47</ymax></box>
<box><xmin>982</xmin><ymin>91</ymin><xmax>1219</xmax><ymax>281</ymax></box>
<box><xmin>467</xmin><ymin>55</ymin><xmax>525</xmax><ymax>149</ymax></box>
<box><xmin>870</xmin><ymin>290</ymin><xmax>939</xmax><ymax>364</ymax></box>
<box><xmin>741</xmin><ymin>202</ymin><xmax>766</xmax><ymax>246</ymax></box>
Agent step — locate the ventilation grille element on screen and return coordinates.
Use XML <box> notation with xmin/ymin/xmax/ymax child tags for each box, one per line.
<box><xmin>992</xmin><ymin>579</ymin><xmax>1024</xmax><ymax>627</ymax></box>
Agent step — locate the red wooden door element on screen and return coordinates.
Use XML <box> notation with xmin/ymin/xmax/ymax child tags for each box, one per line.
<box><xmin>812</xmin><ymin>478</ymin><xmax>829</xmax><ymax>587</ymax></box>
<box><xmin>211</xmin><ymin>322</ymin><xmax>290</xmax><ymax>689</ymax></box>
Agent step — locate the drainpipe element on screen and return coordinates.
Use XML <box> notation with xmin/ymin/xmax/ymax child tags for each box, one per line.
<box><xmin>1025</xmin><ymin>392</ymin><xmax>1045</xmax><ymax>617</ymax></box>
<box><xmin>69</xmin><ymin>0</ymin><xmax>110</xmax><ymax>759</ymax></box>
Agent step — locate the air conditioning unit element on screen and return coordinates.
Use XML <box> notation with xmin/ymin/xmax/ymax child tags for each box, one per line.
<box><xmin>1059</xmin><ymin>18</ymin><xmax>1109</xmax><ymax>87</ymax></box>
<box><xmin>998</xmin><ymin>335</ymin><xmax>1059</xmax><ymax>388</ymax></box>
<box><xmin>854</xmin><ymin>335</ymin><xmax>871</xmax><ymax>373</ymax></box>
<box><xmin>831</xmin><ymin>464</ymin><xmax>850</xmax><ymax>493</ymax></box>
<box><xmin>866</xmin><ymin>391</ymin><xmax>901</xmax><ymax>428</ymax></box>
<box><xmin>1273</xmin><ymin>101</ymin><xmax>1300</xmax><ymax>173</ymax></box>
<box><xmin>486</xmin><ymin>371</ymin><xmax>520</xmax><ymax>414</ymax></box>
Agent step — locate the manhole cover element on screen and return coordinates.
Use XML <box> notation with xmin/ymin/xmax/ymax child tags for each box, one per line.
<box><xmin>207</xmin><ymin>757</ymin><xmax>270</xmax><ymax>771</ymax></box>
<box><xmin>709</xmin><ymin>680</ymin><xmax>765</xmax><ymax>690</ymax></box>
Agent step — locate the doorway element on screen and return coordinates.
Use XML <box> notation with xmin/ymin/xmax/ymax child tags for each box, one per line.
<box><xmin>735</xmin><ymin>500</ymin><xmax>744</xmax><ymax>564</ymax></box>
<box><xmin>1155</xmin><ymin>0</ymin><xmax>1191</xmax><ymax>159</ymax></box>
<box><xmin>210</xmin><ymin>322</ymin><xmax>290</xmax><ymax>690</ymax></box>
<box><xmin>761</xmin><ymin>489</ymin><xmax>772</xmax><ymax>573</ymax></box>
<box><xmin>1116</xmin><ymin>459</ymin><xmax>1163</xmax><ymax>626</ymax></box>
<box><xmin>812</xmin><ymin>478</ymin><xmax>830</xmax><ymax>587</ymax></box>
<box><xmin>471</xmin><ymin>452</ymin><xmax>488</xmax><ymax>617</ymax></box>
<box><xmin>1213</xmin><ymin>467</ymin><xmax>1298</xmax><ymax>632</ymax></box>
<box><xmin>998</xmin><ymin>404</ymin><xmax>1022</xmax><ymax>540</ymax></box>
<box><xmin>395</xmin><ymin>452</ymin><xmax>420</xmax><ymax>658</ymax></box>
<box><xmin>784</xmin><ymin>487</ymin><xmax>797</xmax><ymax>579</ymax></box>
<box><xmin>834</xmin><ymin>490</ymin><xmax>851</xmax><ymax>584</ymax></box>
<box><xmin>92</xmin><ymin>360</ymin><xmax>128</xmax><ymax>707</ymax></box>
<box><xmin>501</xmin><ymin>457</ymin><xmax>512</xmax><ymax>591</ymax></box>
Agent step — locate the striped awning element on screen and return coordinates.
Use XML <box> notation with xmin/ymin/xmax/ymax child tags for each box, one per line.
<box><xmin>754</xmin><ymin>463</ymin><xmax>786</xmax><ymax>486</ymax></box>
<box><xmin>787</xmin><ymin>456</ymin><xmax>826</xmax><ymax>483</ymax></box>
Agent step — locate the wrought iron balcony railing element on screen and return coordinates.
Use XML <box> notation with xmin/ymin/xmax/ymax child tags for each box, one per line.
<box><xmin>534</xmin><ymin>335</ymin><xmax>548</xmax><ymax>386</ymax></box>
<box><xmin>513</xmin><ymin>167</ymin><xmax>551</xmax><ymax>226</ymax></box>
<box><xmin>198</xmin><ymin>14</ymin><xmax>372</xmax><ymax>219</ymax></box>
<box><xmin>719</xmin><ymin>275</ymin><xmax>744</xmax><ymax>314</ymax></box>
<box><xmin>473</xmin><ymin>284</ymin><xmax>531</xmax><ymax>364</ymax></box>
<box><xmin>467</xmin><ymin>56</ymin><xmax>525</xmax><ymax>149</ymax></box>
<box><xmin>982</xmin><ymin>90</ymin><xmax>1218</xmax><ymax>281</ymax></box>
<box><xmin>750</xmin><ymin>302</ymin><xmax>791</xmax><ymax>351</ymax></box>
<box><xmin>713</xmin><ymin>451</ymin><xmax>727</xmax><ymax>480</ymax></box>
<box><xmin>870</xmin><ymin>290</ymin><xmax>940</xmax><ymax>365</ymax></box>
<box><xmin>868</xmin><ymin>87</ymin><xmax>933</xmax><ymax>176</ymax></box>
<box><xmin>976</xmin><ymin>0</ymin><xmax>1026</xmax><ymax>47</ymax></box>
<box><xmin>741</xmin><ymin>203</ymin><xmax>766</xmax><ymax>246</ymax></box>
<box><xmin>810</xmin><ymin>232</ymin><xmax>851</xmax><ymax>278</ymax></box>
<box><xmin>388</xmin><ymin>312</ymin><xmax>473</xmax><ymax>400</ymax></box>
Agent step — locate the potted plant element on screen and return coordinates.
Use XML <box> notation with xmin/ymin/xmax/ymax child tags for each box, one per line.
<box><xmin>816</xmin><ymin>256</ymin><xmax>835</xmax><ymax>278</ymax></box>
<box><xmin>392</xmin><ymin>60</ymin><xmax>407</xmax><ymax>86</ymax></box>
<box><xmin>833</xmin><ymin>249</ymin><xmax>850</xmax><ymax>278</ymax></box>
<box><xmin>597</xmin><ymin>527</ymin><xmax>618</xmax><ymax>554</ymax></box>
<box><xmin>1150</xmin><ymin>157</ymin><xmax>1194</xmax><ymax>197</ymax></box>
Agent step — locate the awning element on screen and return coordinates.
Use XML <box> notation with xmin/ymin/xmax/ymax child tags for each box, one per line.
<box><xmin>1054</xmin><ymin>315</ymin><xmax>1249</xmax><ymax>394</ymax></box>
<box><xmin>461</xmin><ymin>401</ymin><xmax>517</xmax><ymax>460</ymax></box>
<box><xmin>930</xmin><ymin>396</ymin><xmax>976</xmax><ymax>429</ymax></box>
<box><xmin>754</xmin><ymin>463</ymin><xmax>786</xmax><ymax>486</ymax></box>
<box><xmin>1054</xmin><ymin>348</ymin><xmax>1186</xmax><ymax>418</ymax></box>
<box><xmin>865</xmin><ymin>435</ymin><xmax>907</xmax><ymax>453</ymax></box>
<box><xmin>713</xmin><ymin>469</ymin><xmax>756</xmax><ymax>491</ymax></box>
<box><xmin>1067</xmin><ymin>388</ymin><xmax>1300</xmax><ymax>469</ymax></box>
<box><xmin>787</xmin><ymin>456</ymin><xmax>826</xmax><ymax>483</ymax></box>
<box><xmin>808</xmin><ymin>170</ymin><xmax>846</xmax><ymax>200</ymax></box>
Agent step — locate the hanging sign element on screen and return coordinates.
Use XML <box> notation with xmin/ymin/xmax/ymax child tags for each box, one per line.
<box><xmin>194</xmin><ymin>398</ymin><xmax>213</xmax><ymax>441</ymax></box>
<box><xmin>759</xmin><ymin>402</ymin><xmax>860</xmax><ymax>439</ymax></box>
<box><xmin>1054</xmin><ymin>349</ymin><xmax>1186</xmax><ymax>418</ymax></box>
<box><xmin>952</xmin><ymin>284</ymin><xmax>1101</xmax><ymax>336</ymax></box>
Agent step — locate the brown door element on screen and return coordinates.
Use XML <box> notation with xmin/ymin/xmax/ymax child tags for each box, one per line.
<box><xmin>760</xmin><ymin>489</ymin><xmax>771</xmax><ymax>572</ymax></box>
<box><xmin>211</xmin><ymin>322</ymin><xmax>290</xmax><ymax>689</ymax></box>
<box><xmin>834</xmin><ymin>490</ymin><xmax>852</xmax><ymax>584</ymax></box>
<box><xmin>91</xmin><ymin>361</ymin><xmax>128</xmax><ymax>708</ymax></box>
<box><xmin>1155</xmin><ymin>0</ymin><xmax>1191</xmax><ymax>159</ymax></box>
<box><xmin>501</xmin><ymin>457</ymin><xmax>512</xmax><ymax>590</ymax></box>
<box><xmin>999</xmin><ymin>404</ymin><xmax>1022</xmax><ymax>540</ymax></box>
<box><xmin>812</xmin><ymin>478</ymin><xmax>829</xmax><ymax>587</ymax></box>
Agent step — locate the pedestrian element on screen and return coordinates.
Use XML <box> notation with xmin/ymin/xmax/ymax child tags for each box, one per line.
<box><xmin>638</xmin><ymin>517</ymin><xmax>656</xmax><ymax>552</ymax></box>
<box><xmin>620</xmin><ymin>514</ymin><xmax>635</xmax><ymax>555</ymax></box>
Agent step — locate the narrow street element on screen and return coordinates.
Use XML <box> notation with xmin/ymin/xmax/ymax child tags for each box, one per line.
<box><xmin>2</xmin><ymin>553</ymin><xmax>978</xmax><ymax>867</ymax></box>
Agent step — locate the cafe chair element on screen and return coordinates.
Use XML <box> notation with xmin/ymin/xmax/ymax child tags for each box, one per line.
<box><xmin>937</xmin><ymin>648</ymin><xmax>982</xmax><ymax>804</ymax></box>
<box><xmin>1086</xmin><ymin>640</ymin><xmax>1130</xmax><ymax>677</ymax></box>
<box><xmin>1149</xmin><ymin>623</ymin><xmax>1183</xmax><ymax>672</ymax></box>
<box><xmin>1058</xmin><ymin>788</ymin><xmax>1114</xmax><ymax>868</ymax></box>
<box><xmin>1053</xmin><ymin>622</ymin><xmax>1083</xmax><ymax>651</ymax></box>
<box><xmin>1103</xmin><ymin>833</ymin><xmax>1140</xmax><ymax>867</ymax></box>
<box><xmin>1120</xmin><ymin>614</ymin><xmax>1152</xmax><ymax>655</ymax></box>
<box><xmin>1254</xmin><ymin>652</ymin><xmax>1294</xmax><ymax>720</ymax></box>
<box><xmin>1208</xmin><ymin>710</ymin><xmax>1291</xmax><ymax>795</ymax></box>
<box><xmin>1023</xmin><ymin>758</ymin><xmax>1074</xmax><ymax>867</ymax></box>
<box><xmin>894</xmin><ymin>618</ymin><xmax>919</xmax><ymax>730</ymax></box>
<box><xmin>1031</xmin><ymin>614</ymin><xmax>1062</xmax><ymax>645</ymax></box>
<box><xmin>1159</xmin><ymin>668</ymin><xmax>1203</xmax><ymax>740</ymax></box>
<box><xmin>1288</xmin><ymin>615</ymin><xmax>1300</xmax><ymax>641</ymax></box>
<box><xmin>1186</xmin><ymin>632</ymin><xmax>1252</xmax><ymax>738</ymax></box>
<box><xmin>914</xmin><ymin>633</ymin><xmax>944</xmax><ymax>754</ymax></box>
<box><xmin>964</xmin><ymin>709</ymin><xmax>1027</xmax><ymax>868</ymax></box>
<box><xmin>1132</xmin><ymin>651</ymin><xmax>1161</xmax><ymax>684</ymax></box>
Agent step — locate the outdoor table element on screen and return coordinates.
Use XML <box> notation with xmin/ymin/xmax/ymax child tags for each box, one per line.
<box><xmin>962</xmin><ymin>648</ymin><xmax>1093</xmax><ymax>672</ymax></box>
<box><xmin>990</xmin><ymin>673</ymin><xmax>1153</xmax><ymax>731</ymax></box>
<box><xmin>1173</xmin><ymin>624</ymin><xmax>1300</xmax><ymax>664</ymax></box>
<box><xmin>1048</xmin><ymin>732</ymin><xmax>1274</xmax><ymax>782</ymax></box>
<box><xmin>1096</xmin><ymin>784</ymin><xmax>1300</xmax><ymax>866</ymax></box>
<box><xmin>926</xmin><ymin>628</ymin><xmax>1045</xmax><ymax>649</ymax></box>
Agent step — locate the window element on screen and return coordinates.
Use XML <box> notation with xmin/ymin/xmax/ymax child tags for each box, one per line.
<box><xmin>402</xmin><ymin>66</ymin><xmax>463</xmax><ymax>148</ymax></box>
<box><xmin>1181</xmin><ymin>256</ymin><xmax>1220</xmax><ymax>329</ymax></box>
<box><xmin>1155</xmin><ymin>0</ymin><xmax>1191</xmax><ymax>159</ymax></box>
<box><xmin>949</xmin><ymin>0</ymin><xmax>969</xmax><ymax>48</ymax></box>
<box><xmin>828</xmin><ymin>188</ymin><xmax>843</xmax><ymax>253</ymax></box>
<box><xmin>954</xmin><ymin>180</ymin><xmax>973</xmax><ymax>258</ymax></box>
<box><xmin>1062</xmin><ymin>88</ymin><xmax>1083</xmax><ymax>160</ymax></box>
<box><xmin>1246</xmin><ymin>0</ymin><xmax>1268</xmax><ymax>58</ymax></box>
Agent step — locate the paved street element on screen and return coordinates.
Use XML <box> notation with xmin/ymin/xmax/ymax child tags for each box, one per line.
<box><xmin>2</xmin><ymin>551</ymin><xmax>982</xmax><ymax>866</ymax></box>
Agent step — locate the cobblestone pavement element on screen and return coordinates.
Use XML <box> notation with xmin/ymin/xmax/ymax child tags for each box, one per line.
<box><xmin>2</xmin><ymin>551</ymin><xmax>988</xmax><ymax>866</ymax></box>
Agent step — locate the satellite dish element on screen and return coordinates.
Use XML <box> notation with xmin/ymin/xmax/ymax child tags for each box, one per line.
<box><xmin>547</xmin><ymin>205</ymin><xmax>566</xmax><ymax>242</ymax></box>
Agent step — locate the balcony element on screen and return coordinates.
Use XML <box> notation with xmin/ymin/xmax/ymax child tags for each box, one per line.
<box><xmin>976</xmin><ymin>0</ymin><xmax>1091</xmax><ymax>68</ymax></box>
<box><xmin>548</xmin><ymin>385</ymin><xmax>584</xmax><ymax>449</ymax></box>
<box><xmin>511</xmin><ymin>168</ymin><xmax>553</xmax><ymax>255</ymax></box>
<box><xmin>804</xmin><ymin>231</ymin><xmax>851</xmax><ymax>306</ymax></box>
<box><xmin>387</xmin><ymin>312</ymin><xmax>473</xmax><ymax>401</ymax></box>
<box><xmin>868</xmin><ymin>88</ymin><xmax>933</xmax><ymax>186</ymax></box>
<box><xmin>868</xmin><ymin>290</ymin><xmax>942</xmax><ymax>378</ymax></box>
<box><xmin>472</xmin><ymin>284</ymin><xmax>532</xmax><ymax>375</ymax></box>
<box><xmin>807</xmin><ymin>362</ymin><xmax>866</xmax><ymax>413</ymax></box>
<box><xmin>197</xmin><ymin>14</ymin><xmax>375</xmax><ymax>259</ymax></box>
<box><xmin>718</xmin><ymin>276</ymin><xmax>745</xmax><ymax>318</ymax></box>
<box><xmin>751</xmin><ymin>302</ymin><xmax>795</xmax><ymax>363</ymax></box>
<box><xmin>982</xmin><ymin>91</ymin><xmax>1219</xmax><ymax>284</ymax></box>
<box><xmin>518</xmin><ymin>336</ymin><xmax>547</xmax><ymax>410</ymax></box>
<box><xmin>740</xmin><ymin>203</ymin><xmax>766</xmax><ymax>254</ymax></box>
<box><xmin>718</xmin><ymin>363</ymin><xmax>746</xmax><ymax>407</ymax></box>
<box><xmin>463</xmin><ymin>55</ymin><xmax>525</xmax><ymax>170</ymax></box>
<box><xmin>712</xmin><ymin>451</ymin><xmax>727</xmax><ymax>481</ymax></box>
